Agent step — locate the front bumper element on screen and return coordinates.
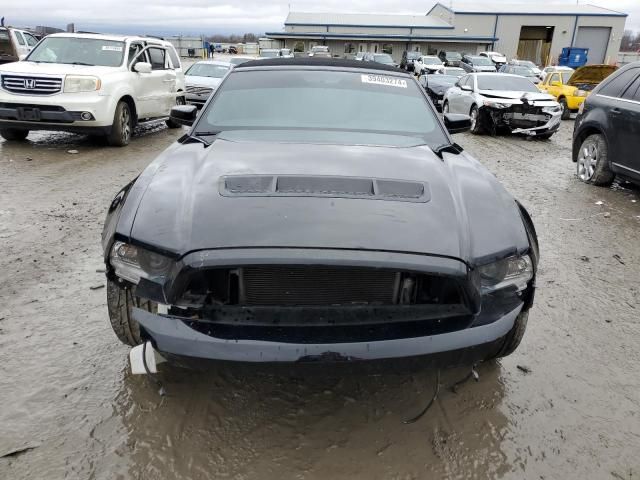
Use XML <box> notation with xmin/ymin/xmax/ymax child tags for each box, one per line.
<box><xmin>185</xmin><ymin>92</ymin><xmax>212</xmax><ymax>108</ymax></box>
<box><xmin>566</xmin><ymin>95</ymin><xmax>586</xmax><ymax>111</ymax></box>
<box><xmin>133</xmin><ymin>304</ymin><xmax>522</xmax><ymax>363</ymax></box>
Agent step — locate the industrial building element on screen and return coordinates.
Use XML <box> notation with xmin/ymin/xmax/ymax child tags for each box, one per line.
<box><xmin>266</xmin><ymin>2</ymin><xmax>627</xmax><ymax>66</ymax></box>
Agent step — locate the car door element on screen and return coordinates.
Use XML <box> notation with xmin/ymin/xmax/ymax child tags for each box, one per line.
<box><xmin>608</xmin><ymin>69</ymin><xmax>640</xmax><ymax>178</ymax></box>
<box><xmin>128</xmin><ymin>43</ymin><xmax>154</xmax><ymax>118</ymax></box>
<box><xmin>146</xmin><ymin>46</ymin><xmax>176</xmax><ymax>116</ymax></box>
<box><xmin>460</xmin><ymin>75</ymin><xmax>477</xmax><ymax>113</ymax></box>
<box><xmin>447</xmin><ymin>74</ymin><xmax>469</xmax><ymax>113</ymax></box>
<box><xmin>544</xmin><ymin>73</ymin><xmax>562</xmax><ymax>98</ymax></box>
<box><xmin>11</xmin><ymin>30</ymin><xmax>29</xmax><ymax>58</ymax></box>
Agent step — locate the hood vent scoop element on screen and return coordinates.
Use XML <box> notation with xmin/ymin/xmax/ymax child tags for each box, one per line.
<box><xmin>221</xmin><ymin>175</ymin><xmax>430</xmax><ymax>203</ymax></box>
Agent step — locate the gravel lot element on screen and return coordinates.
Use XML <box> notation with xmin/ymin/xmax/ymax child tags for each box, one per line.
<box><xmin>1</xmin><ymin>120</ymin><xmax>639</xmax><ymax>479</ymax></box>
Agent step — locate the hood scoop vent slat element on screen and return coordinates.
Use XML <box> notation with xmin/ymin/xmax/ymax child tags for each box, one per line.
<box><xmin>221</xmin><ymin>175</ymin><xmax>430</xmax><ymax>203</ymax></box>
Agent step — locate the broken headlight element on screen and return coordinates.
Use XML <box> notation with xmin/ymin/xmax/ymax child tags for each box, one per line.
<box><xmin>478</xmin><ymin>255</ymin><xmax>533</xmax><ymax>294</ymax></box>
<box><xmin>542</xmin><ymin>105</ymin><xmax>561</xmax><ymax>114</ymax></box>
<box><xmin>110</xmin><ymin>241</ymin><xmax>173</xmax><ymax>284</ymax></box>
<box><xmin>483</xmin><ymin>100</ymin><xmax>511</xmax><ymax>109</ymax></box>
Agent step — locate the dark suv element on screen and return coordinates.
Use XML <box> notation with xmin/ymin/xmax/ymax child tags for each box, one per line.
<box><xmin>573</xmin><ymin>62</ymin><xmax>640</xmax><ymax>187</ymax></box>
<box><xmin>400</xmin><ymin>51</ymin><xmax>422</xmax><ymax>72</ymax></box>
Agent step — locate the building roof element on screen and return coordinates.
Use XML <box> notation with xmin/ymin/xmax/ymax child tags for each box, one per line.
<box><xmin>285</xmin><ymin>12</ymin><xmax>452</xmax><ymax>28</ymax></box>
<box><xmin>429</xmin><ymin>2</ymin><xmax>627</xmax><ymax>17</ymax></box>
<box><xmin>236</xmin><ymin>57</ymin><xmax>406</xmax><ymax>73</ymax></box>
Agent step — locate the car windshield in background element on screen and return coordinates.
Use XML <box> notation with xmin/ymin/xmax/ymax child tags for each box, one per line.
<box><xmin>445</xmin><ymin>52</ymin><xmax>462</xmax><ymax>60</ymax></box>
<box><xmin>470</xmin><ymin>57</ymin><xmax>494</xmax><ymax>66</ymax></box>
<box><xmin>443</xmin><ymin>68</ymin><xmax>464</xmax><ymax>76</ymax></box>
<box><xmin>422</xmin><ymin>56</ymin><xmax>440</xmax><ymax>64</ymax></box>
<box><xmin>477</xmin><ymin>74</ymin><xmax>538</xmax><ymax>92</ymax></box>
<box><xmin>186</xmin><ymin>63</ymin><xmax>230</xmax><ymax>78</ymax></box>
<box><xmin>512</xmin><ymin>66</ymin><xmax>535</xmax><ymax>76</ymax></box>
<box><xmin>260</xmin><ymin>50</ymin><xmax>279</xmax><ymax>58</ymax></box>
<box><xmin>426</xmin><ymin>75</ymin><xmax>458</xmax><ymax>86</ymax></box>
<box><xmin>26</xmin><ymin>37</ymin><xmax>125</xmax><ymax>67</ymax></box>
<box><xmin>518</xmin><ymin>61</ymin><xmax>537</xmax><ymax>69</ymax></box>
<box><xmin>407</xmin><ymin>52</ymin><xmax>421</xmax><ymax>60</ymax></box>
<box><xmin>198</xmin><ymin>69</ymin><xmax>447</xmax><ymax>147</ymax></box>
<box><xmin>229</xmin><ymin>57</ymin><xmax>252</xmax><ymax>66</ymax></box>
<box><xmin>373</xmin><ymin>54</ymin><xmax>394</xmax><ymax>64</ymax></box>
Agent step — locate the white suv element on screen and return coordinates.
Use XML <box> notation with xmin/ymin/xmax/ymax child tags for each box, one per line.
<box><xmin>0</xmin><ymin>33</ymin><xmax>186</xmax><ymax>146</ymax></box>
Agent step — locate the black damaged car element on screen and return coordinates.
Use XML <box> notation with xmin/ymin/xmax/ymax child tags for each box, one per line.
<box><xmin>102</xmin><ymin>58</ymin><xmax>539</xmax><ymax>368</ymax></box>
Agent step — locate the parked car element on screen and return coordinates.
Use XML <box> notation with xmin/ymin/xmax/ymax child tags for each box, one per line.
<box><xmin>460</xmin><ymin>55</ymin><xmax>497</xmax><ymax>73</ymax></box>
<box><xmin>509</xmin><ymin>59</ymin><xmax>541</xmax><ymax>76</ymax></box>
<box><xmin>280</xmin><ymin>48</ymin><xmax>294</xmax><ymax>58</ymax></box>
<box><xmin>228</xmin><ymin>46</ymin><xmax>238</xmax><ymax>55</ymax></box>
<box><xmin>479</xmin><ymin>51</ymin><xmax>507</xmax><ymax>71</ymax></box>
<box><xmin>414</xmin><ymin>55</ymin><xmax>444</xmax><ymax>75</ymax></box>
<box><xmin>443</xmin><ymin>73</ymin><xmax>562</xmax><ymax>138</ymax></box>
<box><xmin>0</xmin><ymin>27</ymin><xmax>39</xmax><ymax>61</ymax></box>
<box><xmin>354</xmin><ymin>51</ymin><xmax>366</xmax><ymax>61</ymax></box>
<box><xmin>184</xmin><ymin>60</ymin><xmax>231</xmax><ymax>108</ymax></box>
<box><xmin>538</xmin><ymin>64</ymin><xmax>617</xmax><ymax>119</ymax></box>
<box><xmin>0</xmin><ymin>33</ymin><xmax>184</xmax><ymax>145</ymax></box>
<box><xmin>538</xmin><ymin>65</ymin><xmax>574</xmax><ymax>82</ymax></box>
<box><xmin>573</xmin><ymin>62</ymin><xmax>640</xmax><ymax>187</ymax></box>
<box><xmin>400</xmin><ymin>51</ymin><xmax>422</xmax><ymax>72</ymax></box>
<box><xmin>103</xmin><ymin>58</ymin><xmax>538</xmax><ymax>371</ymax></box>
<box><xmin>438</xmin><ymin>51</ymin><xmax>463</xmax><ymax>67</ymax></box>
<box><xmin>366</xmin><ymin>53</ymin><xmax>397</xmax><ymax>68</ymax></box>
<box><xmin>419</xmin><ymin>74</ymin><xmax>459</xmax><ymax>111</ymax></box>
<box><xmin>499</xmin><ymin>64</ymin><xmax>540</xmax><ymax>84</ymax></box>
<box><xmin>259</xmin><ymin>48</ymin><xmax>280</xmax><ymax>58</ymax></box>
<box><xmin>436</xmin><ymin>67</ymin><xmax>465</xmax><ymax>77</ymax></box>
<box><xmin>308</xmin><ymin>45</ymin><xmax>331</xmax><ymax>57</ymax></box>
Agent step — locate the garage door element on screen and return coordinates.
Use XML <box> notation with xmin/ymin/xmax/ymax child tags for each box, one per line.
<box><xmin>575</xmin><ymin>27</ymin><xmax>611</xmax><ymax>64</ymax></box>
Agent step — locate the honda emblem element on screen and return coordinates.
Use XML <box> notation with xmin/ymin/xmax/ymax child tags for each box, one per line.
<box><xmin>24</xmin><ymin>79</ymin><xmax>36</xmax><ymax>89</ymax></box>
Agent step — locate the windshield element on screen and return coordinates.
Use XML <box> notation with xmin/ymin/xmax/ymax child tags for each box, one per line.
<box><xmin>477</xmin><ymin>74</ymin><xmax>538</xmax><ymax>92</ymax></box>
<box><xmin>196</xmin><ymin>70</ymin><xmax>447</xmax><ymax>148</ymax></box>
<box><xmin>512</xmin><ymin>66</ymin><xmax>534</xmax><ymax>76</ymax></box>
<box><xmin>518</xmin><ymin>61</ymin><xmax>537</xmax><ymax>69</ymax></box>
<box><xmin>407</xmin><ymin>52</ymin><xmax>421</xmax><ymax>60</ymax></box>
<box><xmin>426</xmin><ymin>75</ymin><xmax>458</xmax><ymax>86</ymax></box>
<box><xmin>186</xmin><ymin>63</ymin><xmax>230</xmax><ymax>78</ymax></box>
<box><xmin>445</xmin><ymin>52</ymin><xmax>462</xmax><ymax>60</ymax></box>
<box><xmin>26</xmin><ymin>37</ymin><xmax>125</xmax><ymax>67</ymax></box>
<box><xmin>373</xmin><ymin>54</ymin><xmax>394</xmax><ymax>64</ymax></box>
<box><xmin>422</xmin><ymin>56</ymin><xmax>440</xmax><ymax>64</ymax></box>
<box><xmin>470</xmin><ymin>57</ymin><xmax>494</xmax><ymax>66</ymax></box>
<box><xmin>260</xmin><ymin>50</ymin><xmax>279</xmax><ymax>58</ymax></box>
<box><xmin>230</xmin><ymin>57</ymin><xmax>252</xmax><ymax>65</ymax></box>
<box><xmin>443</xmin><ymin>68</ymin><xmax>464</xmax><ymax>76</ymax></box>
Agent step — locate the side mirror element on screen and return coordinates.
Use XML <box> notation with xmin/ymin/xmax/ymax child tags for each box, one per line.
<box><xmin>134</xmin><ymin>62</ymin><xmax>152</xmax><ymax>74</ymax></box>
<box><xmin>444</xmin><ymin>113</ymin><xmax>471</xmax><ymax>134</ymax></box>
<box><xmin>169</xmin><ymin>104</ymin><xmax>198</xmax><ymax>127</ymax></box>
<box><xmin>460</xmin><ymin>85</ymin><xmax>473</xmax><ymax>92</ymax></box>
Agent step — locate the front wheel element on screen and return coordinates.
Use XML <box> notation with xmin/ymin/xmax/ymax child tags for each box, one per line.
<box><xmin>469</xmin><ymin>105</ymin><xmax>483</xmax><ymax>134</ymax></box>
<box><xmin>560</xmin><ymin>98</ymin><xmax>571</xmax><ymax>120</ymax></box>
<box><xmin>107</xmin><ymin>279</ymin><xmax>157</xmax><ymax>346</ymax></box>
<box><xmin>166</xmin><ymin>95</ymin><xmax>186</xmax><ymax>128</ymax></box>
<box><xmin>576</xmin><ymin>133</ymin><xmax>614</xmax><ymax>186</ymax></box>
<box><xmin>442</xmin><ymin>101</ymin><xmax>450</xmax><ymax>113</ymax></box>
<box><xmin>107</xmin><ymin>101</ymin><xmax>133</xmax><ymax>147</ymax></box>
<box><xmin>0</xmin><ymin>128</ymin><xmax>29</xmax><ymax>141</ymax></box>
<box><xmin>491</xmin><ymin>311</ymin><xmax>529</xmax><ymax>359</ymax></box>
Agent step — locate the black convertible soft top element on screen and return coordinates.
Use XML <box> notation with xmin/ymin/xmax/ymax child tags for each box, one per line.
<box><xmin>236</xmin><ymin>57</ymin><xmax>405</xmax><ymax>73</ymax></box>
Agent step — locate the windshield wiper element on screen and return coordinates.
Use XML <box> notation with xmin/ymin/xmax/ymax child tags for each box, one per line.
<box><xmin>193</xmin><ymin>130</ymin><xmax>221</xmax><ymax>137</ymax></box>
<box><xmin>432</xmin><ymin>143</ymin><xmax>463</xmax><ymax>159</ymax></box>
<box><xmin>181</xmin><ymin>130</ymin><xmax>221</xmax><ymax>147</ymax></box>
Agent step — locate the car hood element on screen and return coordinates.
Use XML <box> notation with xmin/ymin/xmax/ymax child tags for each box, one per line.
<box><xmin>489</xmin><ymin>56</ymin><xmax>507</xmax><ymax>63</ymax></box>
<box><xmin>185</xmin><ymin>76</ymin><xmax>223</xmax><ymax>88</ymax></box>
<box><xmin>479</xmin><ymin>90</ymin><xmax>555</xmax><ymax>102</ymax></box>
<box><xmin>121</xmin><ymin>137</ymin><xmax>528</xmax><ymax>266</ymax></box>
<box><xmin>0</xmin><ymin>61</ymin><xmax>117</xmax><ymax>76</ymax></box>
<box><xmin>567</xmin><ymin>65</ymin><xmax>617</xmax><ymax>86</ymax></box>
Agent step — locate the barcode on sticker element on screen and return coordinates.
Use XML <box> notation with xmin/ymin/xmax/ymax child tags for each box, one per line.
<box><xmin>102</xmin><ymin>46</ymin><xmax>123</xmax><ymax>52</ymax></box>
<box><xmin>361</xmin><ymin>74</ymin><xmax>407</xmax><ymax>88</ymax></box>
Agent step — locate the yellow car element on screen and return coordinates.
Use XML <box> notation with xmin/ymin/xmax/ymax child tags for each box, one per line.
<box><xmin>538</xmin><ymin>65</ymin><xmax>617</xmax><ymax>119</ymax></box>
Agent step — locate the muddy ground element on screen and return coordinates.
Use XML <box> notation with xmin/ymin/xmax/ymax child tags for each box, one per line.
<box><xmin>1</xmin><ymin>120</ymin><xmax>639</xmax><ymax>480</ymax></box>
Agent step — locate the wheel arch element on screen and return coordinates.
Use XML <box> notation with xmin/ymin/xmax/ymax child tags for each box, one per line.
<box><xmin>572</xmin><ymin>125</ymin><xmax>608</xmax><ymax>163</ymax></box>
<box><xmin>118</xmin><ymin>95</ymin><xmax>138</xmax><ymax>126</ymax></box>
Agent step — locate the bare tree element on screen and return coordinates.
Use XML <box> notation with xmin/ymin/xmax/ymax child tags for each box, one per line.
<box><xmin>620</xmin><ymin>29</ymin><xmax>639</xmax><ymax>51</ymax></box>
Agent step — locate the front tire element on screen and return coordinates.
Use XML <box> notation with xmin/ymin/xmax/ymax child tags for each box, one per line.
<box><xmin>576</xmin><ymin>133</ymin><xmax>614</xmax><ymax>186</ymax></box>
<box><xmin>442</xmin><ymin>101</ymin><xmax>450</xmax><ymax>113</ymax></box>
<box><xmin>107</xmin><ymin>279</ymin><xmax>157</xmax><ymax>346</ymax></box>
<box><xmin>107</xmin><ymin>101</ymin><xmax>133</xmax><ymax>147</ymax></box>
<box><xmin>166</xmin><ymin>95</ymin><xmax>186</xmax><ymax>128</ymax></box>
<box><xmin>0</xmin><ymin>128</ymin><xmax>29</xmax><ymax>141</ymax></box>
<box><xmin>560</xmin><ymin>98</ymin><xmax>571</xmax><ymax>120</ymax></box>
<box><xmin>491</xmin><ymin>311</ymin><xmax>529</xmax><ymax>359</ymax></box>
<box><xmin>469</xmin><ymin>105</ymin><xmax>483</xmax><ymax>134</ymax></box>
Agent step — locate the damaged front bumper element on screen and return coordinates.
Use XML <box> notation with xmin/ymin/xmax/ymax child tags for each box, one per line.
<box><xmin>480</xmin><ymin>102</ymin><xmax>562</xmax><ymax>136</ymax></box>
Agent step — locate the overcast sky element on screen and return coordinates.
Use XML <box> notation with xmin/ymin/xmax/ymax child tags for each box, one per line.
<box><xmin>3</xmin><ymin>0</ymin><xmax>639</xmax><ymax>35</ymax></box>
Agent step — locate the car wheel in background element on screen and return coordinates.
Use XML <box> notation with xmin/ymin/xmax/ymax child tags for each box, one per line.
<box><xmin>490</xmin><ymin>311</ymin><xmax>529</xmax><ymax>359</ymax></box>
<box><xmin>166</xmin><ymin>95</ymin><xmax>186</xmax><ymax>129</ymax></box>
<box><xmin>107</xmin><ymin>101</ymin><xmax>133</xmax><ymax>147</ymax></box>
<box><xmin>469</xmin><ymin>105</ymin><xmax>483</xmax><ymax>134</ymax></box>
<box><xmin>559</xmin><ymin>98</ymin><xmax>570</xmax><ymax>120</ymax></box>
<box><xmin>443</xmin><ymin>101</ymin><xmax>450</xmax><ymax>113</ymax></box>
<box><xmin>0</xmin><ymin>128</ymin><xmax>29</xmax><ymax>141</ymax></box>
<box><xmin>107</xmin><ymin>279</ymin><xmax>157</xmax><ymax>346</ymax></box>
<box><xmin>577</xmin><ymin>133</ymin><xmax>614</xmax><ymax>186</ymax></box>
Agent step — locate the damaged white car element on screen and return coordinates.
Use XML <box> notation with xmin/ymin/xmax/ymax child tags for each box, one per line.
<box><xmin>443</xmin><ymin>73</ymin><xmax>562</xmax><ymax>139</ymax></box>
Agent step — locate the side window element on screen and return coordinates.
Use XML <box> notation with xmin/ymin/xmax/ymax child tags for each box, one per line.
<box><xmin>14</xmin><ymin>31</ymin><xmax>26</xmax><ymax>46</ymax></box>
<box><xmin>128</xmin><ymin>43</ymin><xmax>144</xmax><ymax>68</ymax></box>
<box><xmin>549</xmin><ymin>73</ymin><xmax>560</xmax><ymax>85</ymax></box>
<box><xmin>167</xmin><ymin>46</ymin><xmax>180</xmax><ymax>69</ymax></box>
<box><xmin>419</xmin><ymin>75</ymin><xmax>428</xmax><ymax>87</ymax></box>
<box><xmin>621</xmin><ymin>73</ymin><xmax>640</xmax><ymax>101</ymax></box>
<box><xmin>23</xmin><ymin>33</ymin><xmax>38</xmax><ymax>47</ymax></box>
<box><xmin>148</xmin><ymin>48</ymin><xmax>166</xmax><ymax>70</ymax></box>
<box><xmin>599</xmin><ymin>68</ymin><xmax>639</xmax><ymax>98</ymax></box>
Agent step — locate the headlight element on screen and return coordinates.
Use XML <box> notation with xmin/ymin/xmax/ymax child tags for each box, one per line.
<box><xmin>542</xmin><ymin>105</ymin><xmax>561</xmax><ymax>114</ymax></box>
<box><xmin>64</xmin><ymin>75</ymin><xmax>101</xmax><ymax>93</ymax></box>
<box><xmin>483</xmin><ymin>100</ymin><xmax>510</xmax><ymax>109</ymax></box>
<box><xmin>575</xmin><ymin>89</ymin><xmax>588</xmax><ymax>97</ymax></box>
<box><xmin>477</xmin><ymin>255</ymin><xmax>533</xmax><ymax>293</ymax></box>
<box><xmin>110</xmin><ymin>241</ymin><xmax>173</xmax><ymax>284</ymax></box>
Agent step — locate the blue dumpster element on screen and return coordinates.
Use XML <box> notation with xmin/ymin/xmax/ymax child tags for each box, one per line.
<box><xmin>558</xmin><ymin>48</ymin><xmax>589</xmax><ymax>68</ymax></box>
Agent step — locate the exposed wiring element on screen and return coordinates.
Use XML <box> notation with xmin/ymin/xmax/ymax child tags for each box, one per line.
<box><xmin>450</xmin><ymin>363</ymin><xmax>480</xmax><ymax>393</ymax></box>
<box><xmin>142</xmin><ymin>341</ymin><xmax>166</xmax><ymax>396</ymax></box>
<box><xmin>403</xmin><ymin>370</ymin><xmax>441</xmax><ymax>424</ymax></box>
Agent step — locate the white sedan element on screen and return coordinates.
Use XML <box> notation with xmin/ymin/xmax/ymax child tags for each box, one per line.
<box><xmin>414</xmin><ymin>55</ymin><xmax>444</xmax><ymax>75</ymax></box>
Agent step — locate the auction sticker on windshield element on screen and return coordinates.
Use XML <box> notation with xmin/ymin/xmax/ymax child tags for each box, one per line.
<box><xmin>102</xmin><ymin>45</ymin><xmax>123</xmax><ymax>52</ymax></box>
<box><xmin>361</xmin><ymin>74</ymin><xmax>407</xmax><ymax>88</ymax></box>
